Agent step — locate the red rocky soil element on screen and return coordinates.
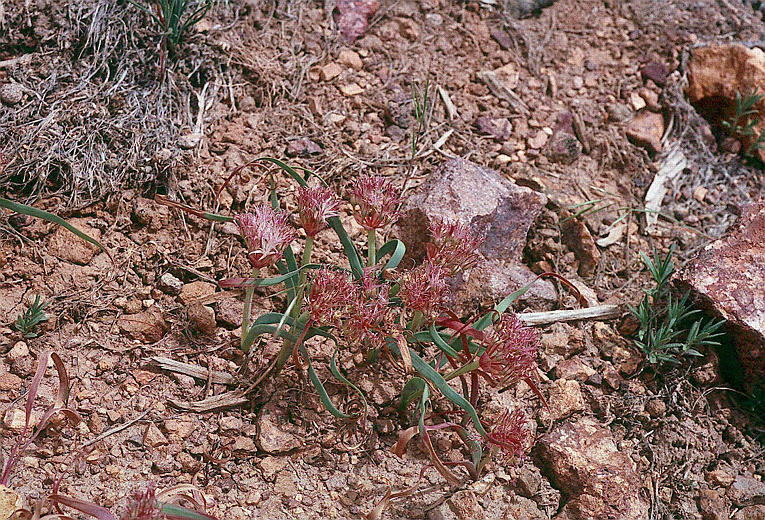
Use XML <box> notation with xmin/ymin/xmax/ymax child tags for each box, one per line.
<box><xmin>1</xmin><ymin>0</ymin><xmax>765</xmax><ymax>519</ymax></box>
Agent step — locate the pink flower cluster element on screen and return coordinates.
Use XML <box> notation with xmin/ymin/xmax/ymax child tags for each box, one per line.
<box><xmin>479</xmin><ymin>314</ymin><xmax>539</xmax><ymax>386</ymax></box>
<box><xmin>306</xmin><ymin>268</ymin><xmax>357</xmax><ymax>327</ymax></box>
<box><xmin>296</xmin><ymin>186</ymin><xmax>341</xmax><ymax>238</ymax></box>
<box><xmin>235</xmin><ymin>205</ymin><xmax>297</xmax><ymax>269</ymax></box>
<box><xmin>398</xmin><ymin>259</ymin><xmax>448</xmax><ymax>318</ymax></box>
<box><xmin>350</xmin><ymin>176</ymin><xmax>402</xmax><ymax>230</ymax></box>
<box><xmin>485</xmin><ymin>409</ymin><xmax>529</xmax><ymax>461</ymax></box>
<box><xmin>426</xmin><ymin>217</ymin><xmax>485</xmax><ymax>275</ymax></box>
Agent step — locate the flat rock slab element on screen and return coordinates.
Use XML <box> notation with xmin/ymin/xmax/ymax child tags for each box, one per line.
<box><xmin>536</xmin><ymin>417</ymin><xmax>649</xmax><ymax>520</ymax></box>
<box><xmin>687</xmin><ymin>44</ymin><xmax>765</xmax><ymax>162</ymax></box>
<box><xmin>395</xmin><ymin>157</ymin><xmax>555</xmax><ymax>313</ymax></box>
<box><xmin>674</xmin><ymin>201</ymin><xmax>765</xmax><ymax>386</ymax></box>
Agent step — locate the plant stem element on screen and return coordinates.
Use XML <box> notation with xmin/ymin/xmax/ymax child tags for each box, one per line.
<box><xmin>294</xmin><ymin>237</ymin><xmax>314</xmax><ymax>319</ymax></box>
<box><xmin>367</xmin><ymin>229</ymin><xmax>376</xmax><ymax>266</ymax></box>
<box><xmin>241</xmin><ymin>268</ymin><xmax>259</xmax><ymax>350</ymax></box>
<box><xmin>444</xmin><ymin>358</ymin><xmax>480</xmax><ymax>382</ymax></box>
<box><xmin>410</xmin><ymin>310</ymin><xmax>425</xmax><ymax>332</ymax></box>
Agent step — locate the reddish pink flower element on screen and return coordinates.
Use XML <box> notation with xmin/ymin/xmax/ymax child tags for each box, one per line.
<box><xmin>306</xmin><ymin>268</ymin><xmax>358</xmax><ymax>327</ymax></box>
<box><xmin>235</xmin><ymin>206</ymin><xmax>297</xmax><ymax>269</ymax></box>
<box><xmin>426</xmin><ymin>217</ymin><xmax>486</xmax><ymax>275</ymax></box>
<box><xmin>398</xmin><ymin>259</ymin><xmax>448</xmax><ymax>318</ymax></box>
<box><xmin>296</xmin><ymin>186</ymin><xmax>341</xmax><ymax>238</ymax></box>
<box><xmin>349</xmin><ymin>176</ymin><xmax>402</xmax><ymax>230</ymax></box>
<box><xmin>486</xmin><ymin>409</ymin><xmax>529</xmax><ymax>461</ymax></box>
<box><xmin>121</xmin><ymin>483</ymin><xmax>162</xmax><ymax>520</ymax></box>
<box><xmin>344</xmin><ymin>270</ymin><xmax>392</xmax><ymax>348</ymax></box>
<box><xmin>479</xmin><ymin>314</ymin><xmax>538</xmax><ymax>386</ymax></box>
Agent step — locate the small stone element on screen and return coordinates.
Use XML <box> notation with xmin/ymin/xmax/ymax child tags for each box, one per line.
<box><xmin>693</xmin><ymin>186</ymin><xmax>709</xmax><ymax>202</ymax></box>
<box><xmin>188</xmin><ymin>303</ymin><xmax>216</xmax><ymax>335</ymax></box>
<box><xmin>47</xmin><ymin>218</ymin><xmax>103</xmax><ymax>265</ymax></box>
<box><xmin>117</xmin><ymin>306</ymin><xmax>168</xmax><ymax>343</ymax></box>
<box><xmin>0</xmin><ymin>485</ymin><xmax>23</xmax><ymax>520</ymax></box>
<box><xmin>143</xmin><ymin>423</ymin><xmax>168</xmax><ymax>447</ymax></box>
<box><xmin>543</xmin><ymin>379</ymin><xmax>585</xmax><ymax>421</ymax></box>
<box><xmin>641</xmin><ymin>62</ymin><xmax>669</xmax><ymax>86</ymax></box>
<box><xmin>645</xmin><ymin>399</ymin><xmax>667</xmax><ymax>418</ymax></box>
<box><xmin>179</xmin><ymin>281</ymin><xmax>216</xmax><ymax>304</ymax></box>
<box><xmin>699</xmin><ymin>489</ymin><xmax>728</xmax><ymax>520</ymax></box>
<box><xmin>516</xmin><ymin>465</ymin><xmax>542</xmax><ymax>497</ymax></box>
<box><xmin>320</xmin><ymin>62</ymin><xmax>343</xmax><ymax>81</ymax></box>
<box><xmin>0</xmin><ymin>372</ymin><xmax>22</xmax><ymax>391</ymax></box>
<box><xmin>340</xmin><ymin>83</ymin><xmax>364</xmax><ymax>96</ymax></box>
<box><xmin>338</xmin><ymin>49</ymin><xmax>362</xmax><ymax>70</ymax></box>
<box><xmin>286</xmin><ymin>138</ymin><xmax>322</xmax><ymax>158</ymax></box>
<box><xmin>476</xmin><ymin>116</ymin><xmax>513</xmax><ymax>141</ymax></box>
<box><xmin>7</xmin><ymin>342</ymin><xmax>29</xmax><ymax>363</ymax></box>
<box><xmin>259</xmin><ymin>456</ymin><xmax>288</xmax><ymax>481</ymax></box>
<box><xmin>232</xmin><ymin>436</ymin><xmax>257</xmax><ymax>453</ymax></box>
<box><xmin>734</xmin><ymin>505</ymin><xmax>765</xmax><ymax>520</ymax></box>
<box><xmin>553</xmin><ymin>358</ymin><xmax>596</xmax><ymax>382</ymax></box>
<box><xmin>219</xmin><ymin>416</ymin><xmax>243</xmax><ymax>431</ymax></box>
<box><xmin>560</xmin><ymin>217</ymin><xmax>600</xmax><ymax>277</ymax></box>
<box><xmin>607</xmin><ymin>103</ymin><xmax>633</xmax><ymax>123</ymax></box>
<box><xmin>527</xmin><ymin>129</ymin><xmax>549</xmax><ymax>149</ymax></box>
<box><xmin>626</xmin><ymin>111</ymin><xmax>664</xmax><ymax>153</ymax></box>
<box><xmin>3</xmin><ymin>408</ymin><xmax>26</xmax><ymax>431</ymax></box>
<box><xmin>0</xmin><ymin>83</ymin><xmax>23</xmax><ymax>105</ymax></box>
<box><xmin>158</xmin><ymin>273</ymin><xmax>183</xmax><ymax>295</ymax></box>
<box><xmin>630</xmin><ymin>92</ymin><xmax>647</xmax><ymax>111</ymax></box>
<box><xmin>728</xmin><ymin>475</ymin><xmax>765</xmax><ymax>507</ymax></box>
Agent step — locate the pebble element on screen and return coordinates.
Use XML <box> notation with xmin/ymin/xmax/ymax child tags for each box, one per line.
<box><xmin>3</xmin><ymin>408</ymin><xmax>26</xmax><ymax>431</ymax></box>
<box><xmin>320</xmin><ymin>63</ymin><xmax>343</xmax><ymax>81</ymax></box>
<box><xmin>340</xmin><ymin>83</ymin><xmax>364</xmax><ymax>96</ymax></box>
<box><xmin>0</xmin><ymin>83</ymin><xmax>23</xmax><ymax>105</ymax></box>
<box><xmin>159</xmin><ymin>273</ymin><xmax>183</xmax><ymax>295</ymax></box>
<box><xmin>338</xmin><ymin>49</ymin><xmax>362</xmax><ymax>70</ymax></box>
<box><xmin>7</xmin><ymin>342</ymin><xmax>29</xmax><ymax>362</ymax></box>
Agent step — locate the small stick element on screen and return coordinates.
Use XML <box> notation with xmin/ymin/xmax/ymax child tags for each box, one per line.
<box><xmin>151</xmin><ymin>356</ymin><xmax>235</xmax><ymax>385</ymax></box>
<box><xmin>80</xmin><ymin>409</ymin><xmax>151</xmax><ymax>449</ymax></box>
<box><xmin>437</xmin><ymin>86</ymin><xmax>458</xmax><ymax>120</ymax></box>
<box><xmin>517</xmin><ymin>304</ymin><xmax>622</xmax><ymax>326</ymax></box>
<box><xmin>0</xmin><ymin>54</ymin><xmax>33</xmax><ymax>68</ymax></box>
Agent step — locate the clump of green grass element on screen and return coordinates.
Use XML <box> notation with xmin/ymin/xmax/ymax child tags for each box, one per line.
<box><xmin>722</xmin><ymin>88</ymin><xmax>765</xmax><ymax>159</ymax></box>
<box><xmin>629</xmin><ymin>246</ymin><xmax>726</xmax><ymax>365</ymax></box>
<box><xmin>13</xmin><ymin>294</ymin><xmax>48</xmax><ymax>338</ymax></box>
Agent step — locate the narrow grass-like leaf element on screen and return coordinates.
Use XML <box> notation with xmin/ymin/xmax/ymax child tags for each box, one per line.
<box><xmin>387</xmin><ymin>339</ymin><xmax>486</xmax><ymax>436</ymax></box>
<box><xmin>298</xmin><ymin>343</ymin><xmax>352</xmax><ymax>419</ymax></box>
<box><xmin>428</xmin><ymin>323</ymin><xmax>461</xmax><ymax>358</ymax></box>
<box><xmin>399</xmin><ymin>377</ymin><xmax>426</xmax><ymax>412</ymax></box>
<box><xmin>330</xmin><ymin>347</ymin><xmax>367</xmax><ymax>418</ymax></box>
<box><xmin>161</xmin><ymin>503</ymin><xmax>217</xmax><ymax>520</ymax></box>
<box><xmin>0</xmin><ymin>198</ymin><xmax>109</xmax><ymax>258</ymax></box>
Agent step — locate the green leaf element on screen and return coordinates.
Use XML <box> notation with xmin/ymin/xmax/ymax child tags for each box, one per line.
<box><xmin>376</xmin><ymin>239</ymin><xmax>406</xmax><ymax>271</ymax></box>
<box><xmin>471</xmin><ymin>280</ymin><xmax>538</xmax><ymax>331</ymax></box>
<box><xmin>328</xmin><ymin>216</ymin><xmax>364</xmax><ymax>278</ymax></box>
<box><xmin>298</xmin><ymin>343</ymin><xmax>352</xmax><ymax>419</ymax></box>
<box><xmin>387</xmin><ymin>339</ymin><xmax>487</xmax><ymax>436</ymax></box>
<box><xmin>399</xmin><ymin>377</ymin><xmax>426</xmax><ymax>412</ymax></box>
<box><xmin>330</xmin><ymin>347</ymin><xmax>367</xmax><ymax>418</ymax></box>
<box><xmin>428</xmin><ymin>323</ymin><xmax>461</xmax><ymax>358</ymax></box>
<box><xmin>161</xmin><ymin>503</ymin><xmax>217</xmax><ymax>520</ymax></box>
<box><xmin>1</xmin><ymin>197</ymin><xmax>109</xmax><ymax>258</ymax></box>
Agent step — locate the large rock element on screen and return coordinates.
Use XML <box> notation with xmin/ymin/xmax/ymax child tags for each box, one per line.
<box><xmin>395</xmin><ymin>158</ymin><xmax>555</xmax><ymax>313</ymax></box>
<box><xmin>687</xmin><ymin>44</ymin><xmax>765</xmax><ymax>162</ymax></box>
<box><xmin>536</xmin><ymin>417</ymin><xmax>649</xmax><ymax>520</ymax></box>
<box><xmin>0</xmin><ymin>485</ymin><xmax>22</xmax><ymax>520</ymax></box>
<box><xmin>674</xmin><ymin>201</ymin><xmax>765</xmax><ymax>386</ymax></box>
<box><xmin>117</xmin><ymin>306</ymin><xmax>168</xmax><ymax>343</ymax></box>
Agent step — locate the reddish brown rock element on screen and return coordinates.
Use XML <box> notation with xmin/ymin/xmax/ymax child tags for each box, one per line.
<box><xmin>537</xmin><ymin>417</ymin><xmax>649</xmax><ymax>520</ymax></box>
<box><xmin>687</xmin><ymin>44</ymin><xmax>765</xmax><ymax>162</ymax></box>
<box><xmin>545</xmin><ymin>112</ymin><xmax>582</xmax><ymax>165</ymax></box>
<box><xmin>257</xmin><ymin>402</ymin><xmax>303</xmax><ymax>454</ymax></box>
<box><xmin>626</xmin><ymin>110</ymin><xmax>664</xmax><ymax>153</ymax></box>
<box><xmin>47</xmin><ymin>218</ymin><xmax>102</xmax><ymax>265</ymax></box>
<box><xmin>117</xmin><ymin>306</ymin><xmax>168</xmax><ymax>343</ymax></box>
<box><xmin>735</xmin><ymin>505</ymin><xmax>765</xmax><ymax>520</ymax></box>
<box><xmin>699</xmin><ymin>489</ymin><xmax>729</xmax><ymax>520</ymax></box>
<box><xmin>395</xmin><ymin>158</ymin><xmax>555</xmax><ymax>312</ymax></box>
<box><xmin>333</xmin><ymin>0</ymin><xmax>380</xmax><ymax>43</ymax></box>
<box><xmin>674</xmin><ymin>201</ymin><xmax>765</xmax><ymax>386</ymax></box>
<box><xmin>560</xmin><ymin>217</ymin><xmax>600</xmax><ymax>277</ymax></box>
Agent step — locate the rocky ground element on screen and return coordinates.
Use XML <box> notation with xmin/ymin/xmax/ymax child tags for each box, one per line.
<box><xmin>1</xmin><ymin>0</ymin><xmax>765</xmax><ymax>519</ymax></box>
